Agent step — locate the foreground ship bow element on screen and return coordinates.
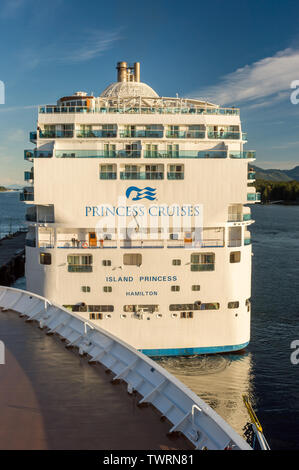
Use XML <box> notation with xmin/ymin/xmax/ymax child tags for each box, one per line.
<box><xmin>22</xmin><ymin>61</ymin><xmax>259</xmax><ymax>356</ymax></box>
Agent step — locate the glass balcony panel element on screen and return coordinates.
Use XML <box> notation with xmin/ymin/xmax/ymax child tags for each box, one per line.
<box><xmin>100</xmin><ymin>172</ymin><xmax>117</xmax><ymax>180</ymax></box>
<box><xmin>167</xmin><ymin>172</ymin><xmax>184</xmax><ymax>180</ymax></box>
<box><xmin>39</xmin><ymin>105</ymin><xmax>240</xmax><ymax>116</ymax></box>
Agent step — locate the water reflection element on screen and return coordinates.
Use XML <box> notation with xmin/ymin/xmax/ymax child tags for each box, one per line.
<box><xmin>156</xmin><ymin>352</ymin><xmax>254</xmax><ymax>436</ymax></box>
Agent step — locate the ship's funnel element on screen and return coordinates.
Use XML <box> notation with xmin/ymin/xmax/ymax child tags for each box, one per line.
<box><xmin>116</xmin><ymin>61</ymin><xmax>140</xmax><ymax>82</ymax></box>
<box><xmin>117</xmin><ymin>61</ymin><xmax>127</xmax><ymax>82</ymax></box>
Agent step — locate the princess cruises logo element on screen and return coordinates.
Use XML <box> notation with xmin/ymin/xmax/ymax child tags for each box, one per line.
<box><xmin>126</xmin><ymin>186</ymin><xmax>157</xmax><ymax>201</ymax></box>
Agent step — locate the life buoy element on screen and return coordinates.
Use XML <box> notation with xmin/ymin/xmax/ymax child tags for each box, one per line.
<box><xmin>82</xmin><ymin>242</ymin><xmax>88</xmax><ymax>248</ymax></box>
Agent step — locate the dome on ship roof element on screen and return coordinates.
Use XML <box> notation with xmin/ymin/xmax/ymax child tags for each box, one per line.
<box><xmin>100</xmin><ymin>81</ymin><xmax>159</xmax><ymax>99</ymax></box>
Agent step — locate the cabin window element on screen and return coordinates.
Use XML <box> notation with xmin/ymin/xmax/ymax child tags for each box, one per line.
<box><xmin>103</xmin><ymin>286</ymin><xmax>112</xmax><ymax>293</ymax></box>
<box><xmin>40</xmin><ymin>253</ymin><xmax>51</xmax><ymax>265</ymax></box>
<box><xmin>228</xmin><ymin>301</ymin><xmax>239</xmax><ymax>309</ymax></box>
<box><xmin>191</xmin><ymin>285</ymin><xmax>201</xmax><ymax>291</ymax></box>
<box><xmin>102</xmin><ymin>259</ymin><xmax>112</xmax><ymax>266</ymax></box>
<box><xmin>172</xmin><ymin>259</ymin><xmax>181</xmax><ymax>266</ymax></box>
<box><xmin>230</xmin><ymin>251</ymin><xmax>241</xmax><ymax>263</ymax></box>
<box><xmin>200</xmin><ymin>303</ymin><xmax>220</xmax><ymax>310</ymax></box>
<box><xmin>171</xmin><ymin>285</ymin><xmax>180</xmax><ymax>292</ymax></box>
<box><xmin>123</xmin><ymin>253</ymin><xmax>142</xmax><ymax>266</ymax></box>
<box><xmin>180</xmin><ymin>312</ymin><xmax>193</xmax><ymax>319</ymax></box>
<box><xmin>88</xmin><ymin>305</ymin><xmax>114</xmax><ymax>312</ymax></box>
<box><xmin>190</xmin><ymin>253</ymin><xmax>215</xmax><ymax>271</ymax></box>
<box><xmin>89</xmin><ymin>313</ymin><xmax>103</xmax><ymax>320</ymax></box>
<box><xmin>100</xmin><ymin>164</ymin><xmax>117</xmax><ymax>180</ymax></box>
<box><xmin>81</xmin><ymin>286</ymin><xmax>91</xmax><ymax>293</ymax></box>
<box><xmin>169</xmin><ymin>303</ymin><xmax>201</xmax><ymax>311</ymax></box>
<box><xmin>67</xmin><ymin>254</ymin><xmax>92</xmax><ymax>272</ymax></box>
<box><xmin>167</xmin><ymin>164</ymin><xmax>184</xmax><ymax>179</ymax></box>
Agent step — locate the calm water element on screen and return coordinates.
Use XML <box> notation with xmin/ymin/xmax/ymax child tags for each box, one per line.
<box><xmin>158</xmin><ymin>204</ymin><xmax>299</xmax><ymax>450</ymax></box>
<box><xmin>1</xmin><ymin>192</ymin><xmax>299</xmax><ymax>449</ymax></box>
<box><xmin>0</xmin><ymin>192</ymin><xmax>27</xmax><ymax>238</ymax></box>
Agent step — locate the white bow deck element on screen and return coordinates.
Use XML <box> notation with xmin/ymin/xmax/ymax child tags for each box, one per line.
<box><xmin>0</xmin><ymin>285</ymin><xmax>252</xmax><ymax>451</ymax></box>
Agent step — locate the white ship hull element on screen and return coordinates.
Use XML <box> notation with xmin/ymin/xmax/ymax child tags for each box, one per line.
<box><xmin>23</xmin><ymin>61</ymin><xmax>257</xmax><ymax>357</ymax></box>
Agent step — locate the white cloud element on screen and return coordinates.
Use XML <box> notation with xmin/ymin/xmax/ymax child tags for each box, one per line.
<box><xmin>65</xmin><ymin>30</ymin><xmax>121</xmax><ymax>63</ymax></box>
<box><xmin>17</xmin><ymin>29</ymin><xmax>122</xmax><ymax>70</ymax></box>
<box><xmin>189</xmin><ymin>48</ymin><xmax>299</xmax><ymax>106</ymax></box>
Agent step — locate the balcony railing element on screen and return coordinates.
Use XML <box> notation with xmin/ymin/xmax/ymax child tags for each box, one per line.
<box><xmin>119</xmin><ymin>130</ymin><xmax>163</xmax><ymax>138</ymax></box>
<box><xmin>228</xmin><ymin>239</ymin><xmax>242</xmax><ymax>247</ymax></box>
<box><xmin>76</xmin><ymin>130</ymin><xmax>117</xmax><ymax>138</ymax></box>
<box><xmin>24</xmin><ymin>171</ymin><xmax>34</xmax><ymax>181</ymax></box>
<box><xmin>207</xmin><ymin>131</ymin><xmax>242</xmax><ymax>140</ymax></box>
<box><xmin>144</xmin><ymin>150</ymin><xmax>228</xmax><ymax>159</ymax></box>
<box><xmin>166</xmin><ymin>131</ymin><xmax>205</xmax><ymax>139</ymax></box>
<box><xmin>100</xmin><ymin>172</ymin><xmax>117</xmax><ymax>180</ymax></box>
<box><xmin>24</xmin><ymin>150</ymin><xmax>53</xmax><ymax>160</ymax></box>
<box><xmin>243</xmin><ymin>213</ymin><xmax>252</xmax><ymax>221</ymax></box>
<box><xmin>38</xmin><ymin>105</ymin><xmax>240</xmax><ymax>116</ymax></box>
<box><xmin>40</xmin><ymin>130</ymin><xmax>74</xmax><ymax>138</ymax></box>
<box><xmin>247</xmin><ymin>193</ymin><xmax>257</xmax><ymax>201</ymax></box>
<box><xmin>247</xmin><ymin>172</ymin><xmax>256</xmax><ymax>180</ymax></box>
<box><xmin>190</xmin><ymin>264</ymin><xmax>215</xmax><ymax>271</ymax></box>
<box><xmin>20</xmin><ymin>191</ymin><xmax>34</xmax><ymax>202</ymax></box>
<box><xmin>68</xmin><ymin>265</ymin><xmax>93</xmax><ymax>273</ymax></box>
<box><xmin>55</xmin><ymin>150</ymin><xmax>140</xmax><ymax>158</ymax></box>
<box><xmin>120</xmin><ymin>171</ymin><xmax>164</xmax><ymax>180</ymax></box>
<box><xmin>229</xmin><ymin>151</ymin><xmax>256</xmax><ymax>159</ymax></box>
<box><xmin>167</xmin><ymin>172</ymin><xmax>184</xmax><ymax>180</ymax></box>
<box><xmin>25</xmin><ymin>214</ymin><xmax>54</xmax><ymax>222</ymax></box>
<box><xmin>228</xmin><ymin>214</ymin><xmax>243</xmax><ymax>222</ymax></box>
<box><xmin>244</xmin><ymin>238</ymin><xmax>251</xmax><ymax>245</ymax></box>
<box><xmin>30</xmin><ymin>131</ymin><xmax>37</xmax><ymax>142</ymax></box>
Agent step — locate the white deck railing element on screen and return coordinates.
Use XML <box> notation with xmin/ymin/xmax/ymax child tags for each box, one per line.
<box><xmin>0</xmin><ymin>285</ymin><xmax>251</xmax><ymax>451</ymax></box>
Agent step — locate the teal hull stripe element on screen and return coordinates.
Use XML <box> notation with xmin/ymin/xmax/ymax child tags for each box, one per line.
<box><xmin>139</xmin><ymin>342</ymin><xmax>249</xmax><ymax>357</ymax></box>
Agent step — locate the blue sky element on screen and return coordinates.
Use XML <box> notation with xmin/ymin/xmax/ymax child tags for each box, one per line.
<box><xmin>1</xmin><ymin>0</ymin><xmax>299</xmax><ymax>184</ymax></box>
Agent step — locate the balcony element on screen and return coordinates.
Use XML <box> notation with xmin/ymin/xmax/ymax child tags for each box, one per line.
<box><xmin>167</xmin><ymin>172</ymin><xmax>184</xmax><ymax>180</ymax></box>
<box><xmin>76</xmin><ymin>130</ymin><xmax>117</xmax><ymax>138</ymax></box>
<box><xmin>247</xmin><ymin>190</ymin><xmax>261</xmax><ymax>202</ymax></box>
<box><xmin>30</xmin><ymin>131</ymin><xmax>37</xmax><ymax>142</ymax></box>
<box><xmin>208</xmin><ymin>131</ymin><xmax>241</xmax><ymax>140</ymax></box>
<box><xmin>100</xmin><ymin>172</ymin><xmax>117</xmax><ymax>180</ymax></box>
<box><xmin>229</xmin><ymin>151</ymin><xmax>256</xmax><ymax>159</ymax></box>
<box><xmin>190</xmin><ymin>264</ymin><xmax>215</xmax><ymax>271</ymax></box>
<box><xmin>248</xmin><ymin>171</ymin><xmax>256</xmax><ymax>180</ymax></box>
<box><xmin>38</xmin><ymin>104</ymin><xmax>240</xmax><ymax>116</ymax></box>
<box><xmin>120</xmin><ymin>171</ymin><xmax>164</xmax><ymax>180</ymax></box>
<box><xmin>24</xmin><ymin>149</ymin><xmax>53</xmax><ymax>160</ymax></box>
<box><xmin>144</xmin><ymin>150</ymin><xmax>227</xmax><ymax>159</ymax></box>
<box><xmin>55</xmin><ymin>150</ymin><xmax>140</xmax><ymax>158</ymax></box>
<box><xmin>68</xmin><ymin>265</ymin><xmax>93</xmax><ymax>273</ymax></box>
<box><xmin>166</xmin><ymin>131</ymin><xmax>205</xmax><ymax>139</ymax></box>
<box><xmin>228</xmin><ymin>213</ymin><xmax>243</xmax><ymax>222</ymax></box>
<box><xmin>243</xmin><ymin>213</ymin><xmax>252</xmax><ymax>221</ymax></box>
<box><xmin>119</xmin><ymin>130</ymin><xmax>163</xmax><ymax>138</ymax></box>
<box><xmin>20</xmin><ymin>190</ymin><xmax>34</xmax><ymax>202</ymax></box>
<box><xmin>40</xmin><ymin>130</ymin><xmax>74</xmax><ymax>138</ymax></box>
<box><xmin>24</xmin><ymin>171</ymin><xmax>34</xmax><ymax>182</ymax></box>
